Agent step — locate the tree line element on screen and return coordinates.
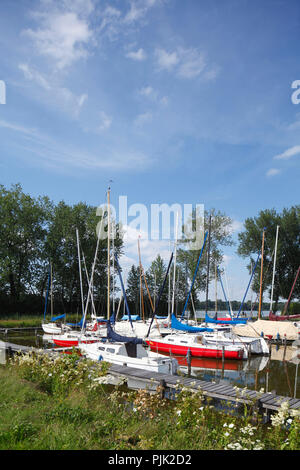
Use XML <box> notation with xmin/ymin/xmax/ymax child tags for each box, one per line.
<box><xmin>0</xmin><ymin>183</ymin><xmax>299</xmax><ymax>318</ymax></box>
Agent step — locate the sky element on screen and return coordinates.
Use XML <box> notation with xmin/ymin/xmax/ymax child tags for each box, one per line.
<box><xmin>0</xmin><ymin>0</ymin><xmax>299</xmax><ymax>303</ymax></box>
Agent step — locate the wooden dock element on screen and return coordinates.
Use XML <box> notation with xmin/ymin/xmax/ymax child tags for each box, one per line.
<box><xmin>107</xmin><ymin>364</ymin><xmax>300</xmax><ymax>421</ymax></box>
<box><xmin>1</xmin><ymin>341</ymin><xmax>300</xmax><ymax>422</ymax></box>
<box><xmin>0</xmin><ymin>327</ymin><xmax>42</xmax><ymax>334</ymax></box>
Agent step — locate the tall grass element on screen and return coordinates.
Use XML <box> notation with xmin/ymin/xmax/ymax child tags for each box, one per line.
<box><xmin>0</xmin><ymin>351</ymin><xmax>299</xmax><ymax>450</ymax></box>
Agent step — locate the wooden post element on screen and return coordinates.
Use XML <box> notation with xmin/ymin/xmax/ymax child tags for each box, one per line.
<box><xmin>186</xmin><ymin>348</ymin><xmax>191</xmax><ymax>376</ymax></box>
<box><xmin>158</xmin><ymin>379</ymin><xmax>167</xmax><ymax>399</ymax></box>
<box><xmin>283</xmin><ymin>335</ymin><xmax>287</xmax><ymax>361</ymax></box>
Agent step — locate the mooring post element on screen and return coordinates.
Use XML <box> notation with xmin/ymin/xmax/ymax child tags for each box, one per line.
<box><xmin>186</xmin><ymin>348</ymin><xmax>191</xmax><ymax>376</ymax></box>
<box><xmin>283</xmin><ymin>334</ymin><xmax>287</xmax><ymax>361</ymax></box>
<box><xmin>158</xmin><ymin>379</ymin><xmax>167</xmax><ymax>399</ymax></box>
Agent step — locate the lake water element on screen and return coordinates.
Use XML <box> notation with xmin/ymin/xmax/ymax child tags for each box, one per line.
<box><xmin>1</xmin><ymin>327</ymin><xmax>299</xmax><ymax>399</ymax></box>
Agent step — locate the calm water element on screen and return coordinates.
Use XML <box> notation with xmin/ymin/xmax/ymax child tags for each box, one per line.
<box><xmin>1</xmin><ymin>328</ymin><xmax>299</xmax><ymax>399</ymax></box>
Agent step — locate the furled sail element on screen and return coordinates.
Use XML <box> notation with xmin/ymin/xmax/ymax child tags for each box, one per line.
<box><xmin>107</xmin><ymin>320</ymin><xmax>144</xmax><ymax>345</ymax></box>
<box><xmin>171</xmin><ymin>314</ymin><xmax>213</xmax><ymax>332</ymax></box>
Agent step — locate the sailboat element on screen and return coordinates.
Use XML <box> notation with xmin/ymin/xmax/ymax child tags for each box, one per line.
<box><xmin>78</xmin><ymin>188</ymin><xmax>178</xmax><ymax>374</ymax></box>
<box><xmin>42</xmin><ymin>262</ymin><xmax>70</xmax><ymax>334</ymax></box>
<box><xmin>52</xmin><ymin>214</ymin><xmax>107</xmax><ymax>346</ymax></box>
<box><xmin>266</xmin><ymin>226</ymin><xmax>300</xmax><ymax>321</ymax></box>
<box><xmin>79</xmin><ymin>320</ymin><xmax>178</xmax><ymax>374</ymax></box>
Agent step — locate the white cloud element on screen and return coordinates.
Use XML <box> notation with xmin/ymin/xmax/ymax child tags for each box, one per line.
<box><xmin>0</xmin><ymin>119</ymin><xmax>37</xmax><ymax>137</ymax></box>
<box><xmin>19</xmin><ymin>63</ymin><xmax>88</xmax><ymax>117</ymax></box>
<box><xmin>266</xmin><ymin>168</ymin><xmax>281</xmax><ymax>177</ymax></box>
<box><xmin>124</xmin><ymin>0</ymin><xmax>160</xmax><ymax>24</ymax></box>
<box><xmin>23</xmin><ymin>1</ymin><xmax>94</xmax><ymax>70</ymax></box>
<box><xmin>138</xmin><ymin>86</ymin><xmax>168</xmax><ymax>106</ymax></box>
<box><xmin>120</xmin><ymin>224</ymin><xmax>172</xmax><ymax>273</ymax></box>
<box><xmin>274</xmin><ymin>145</ymin><xmax>300</xmax><ymax>160</ymax></box>
<box><xmin>0</xmin><ymin>119</ymin><xmax>153</xmax><ymax>172</ymax></box>
<box><xmin>98</xmin><ymin>111</ymin><xmax>112</xmax><ymax>132</ymax></box>
<box><xmin>155</xmin><ymin>46</ymin><xmax>218</xmax><ymax>80</ymax></box>
<box><xmin>134</xmin><ymin>111</ymin><xmax>153</xmax><ymax>127</ymax></box>
<box><xmin>139</xmin><ymin>86</ymin><xmax>154</xmax><ymax>96</ymax></box>
<box><xmin>229</xmin><ymin>220</ymin><xmax>244</xmax><ymax>233</ymax></box>
<box><xmin>155</xmin><ymin>48</ymin><xmax>179</xmax><ymax>71</ymax></box>
<box><xmin>126</xmin><ymin>48</ymin><xmax>147</xmax><ymax>61</ymax></box>
<box><xmin>176</xmin><ymin>47</ymin><xmax>206</xmax><ymax>79</ymax></box>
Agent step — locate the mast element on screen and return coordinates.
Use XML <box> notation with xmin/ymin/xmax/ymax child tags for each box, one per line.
<box><xmin>76</xmin><ymin>228</ymin><xmax>85</xmax><ymax>319</ymax></box>
<box><xmin>50</xmin><ymin>261</ymin><xmax>53</xmax><ymax>319</ymax></box>
<box><xmin>181</xmin><ymin>231</ymin><xmax>208</xmax><ymax>320</ymax></box>
<box><xmin>80</xmin><ymin>213</ymin><xmax>104</xmax><ymax>334</ymax></box>
<box><xmin>137</xmin><ymin>235</ymin><xmax>145</xmax><ymax>322</ymax></box>
<box><xmin>205</xmin><ymin>214</ymin><xmax>212</xmax><ymax>316</ymax></box>
<box><xmin>283</xmin><ymin>265</ymin><xmax>300</xmax><ymax>316</ymax></box>
<box><xmin>112</xmin><ymin>219</ymin><xmax>115</xmax><ymax>315</ymax></box>
<box><xmin>168</xmin><ymin>241</ymin><xmax>171</xmax><ymax>318</ymax></box>
<box><xmin>258</xmin><ymin>228</ymin><xmax>266</xmax><ymax>320</ymax></box>
<box><xmin>270</xmin><ymin>225</ymin><xmax>279</xmax><ymax>314</ymax></box>
<box><xmin>215</xmin><ymin>262</ymin><xmax>218</xmax><ymax>315</ymax></box>
<box><xmin>171</xmin><ymin>211</ymin><xmax>179</xmax><ymax>315</ymax></box>
<box><xmin>107</xmin><ymin>186</ymin><xmax>111</xmax><ymax>320</ymax></box>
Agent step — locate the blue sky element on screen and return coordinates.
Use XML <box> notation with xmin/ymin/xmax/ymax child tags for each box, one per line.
<box><xmin>0</xmin><ymin>0</ymin><xmax>299</xmax><ymax>302</ymax></box>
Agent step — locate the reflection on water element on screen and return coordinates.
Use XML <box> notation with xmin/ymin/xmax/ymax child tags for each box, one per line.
<box><xmin>1</xmin><ymin>330</ymin><xmax>299</xmax><ymax>399</ymax></box>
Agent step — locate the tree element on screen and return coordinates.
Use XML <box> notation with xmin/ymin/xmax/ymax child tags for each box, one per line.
<box><xmin>237</xmin><ymin>206</ymin><xmax>300</xmax><ymax>313</ymax></box>
<box><xmin>43</xmin><ymin>201</ymin><xmax>123</xmax><ymax>316</ymax></box>
<box><xmin>125</xmin><ymin>265</ymin><xmax>142</xmax><ymax>315</ymax></box>
<box><xmin>0</xmin><ymin>183</ymin><xmax>51</xmax><ymax>308</ymax></box>
<box><xmin>177</xmin><ymin>208</ymin><xmax>234</xmax><ymax>310</ymax></box>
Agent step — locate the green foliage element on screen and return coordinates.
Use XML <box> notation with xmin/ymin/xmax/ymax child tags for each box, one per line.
<box><xmin>0</xmin><ymin>362</ymin><xmax>299</xmax><ymax>450</ymax></box>
<box><xmin>0</xmin><ymin>183</ymin><xmax>123</xmax><ymax>317</ymax></box>
<box><xmin>237</xmin><ymin>206</ymin><xmax>300</xmax><ymax>311</ymax></box>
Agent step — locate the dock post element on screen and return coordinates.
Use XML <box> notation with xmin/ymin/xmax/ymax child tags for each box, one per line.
<box><xmin>186</xmin><ymin>348</ymin><xmax>191</xmax><ymax>376</ymax></box>
<box><xmin>283</xmin><ymin>335</ymin><xmax>287</xmax><ymax>361</ymax></box>
<box><xmin>158</xmin><ymin>379</ymin><xmax>167</xmax><ymax>399</ymax></box>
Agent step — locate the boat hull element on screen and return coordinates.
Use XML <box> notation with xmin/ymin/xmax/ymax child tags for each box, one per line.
<box><xmin>145</xmin><ymin>339</ymin><xmax>244</xmax><ymax>360</ymax></box>
<box><xmin>53</xmin><ymin>337</ymin><xmax>99</xmax><ymax>347</ymax></box>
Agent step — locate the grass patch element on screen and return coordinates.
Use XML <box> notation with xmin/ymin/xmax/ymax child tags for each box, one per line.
<box><xmin>0</xmin><ymin>351</ymin><xmax>299</xmax><ymax>451</ymax></box>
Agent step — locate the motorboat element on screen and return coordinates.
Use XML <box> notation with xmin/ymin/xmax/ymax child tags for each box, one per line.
<box><xmin>145</xmin><ymin>333</ymin><xmax>245</xmax><ymax>360</ymax></box>
<box><xmin>79</xmin><ymin>338</ymin><xmax>178</xmax><ymax>375</ymax></box>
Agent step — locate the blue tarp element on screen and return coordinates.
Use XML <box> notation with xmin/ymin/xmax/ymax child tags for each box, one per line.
<box><xmin>204</xmin><ymin>313</ymin><xmax>248</xmax><ymax>325</ymax></box>
<box><xmin>50</xmin><ymin>314</ymin><xmax>66</xmax><ymax>322</ymax></box>
<box><xmin>171</xmin><ymin>314</ymin><xmax>214</xmax><ymax>332</ymax></box>
<box><xmin>67</xmin><ymin>318</ymin><xmax>86</xmax><ymax>328</ymax></box>
<box><xmin>121</xmin><ymin>315</ymin><xmax>141</xmax><ymax>321</ymax></box>
<box><xmin>107</xmin><ymin>321</ymin><xmax>143</xmax><ymax>344</ymax></box>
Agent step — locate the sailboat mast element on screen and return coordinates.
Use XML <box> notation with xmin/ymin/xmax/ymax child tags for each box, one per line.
<box><xmin>215</xmin><ymin>262</ymin><xmax>218</xmax><ymax>315</ymax></box>
<box><xmin>112</xmin><ymin>220</ymin><xmax>115</xmax><ymax>315</ymax></box>
<box><xmin>107</xmin><ymin>187</ymin><xmax>111</xmax><ymax>320</ymax></box>
<box><xmin>50</xmin><ymin>261</ymin><xmax>53</xmax><ymax>318</ymax></box>
<box><xmin>171</xmin><ymin>211</ymin><xmax>179</xmax><ymax>315</ymax></box>
<box><xmin>76</xmin><ymin>228</ymin><xmax>85</xmax><ymax>318</ymax></box>
<box><xmin>258</xmin><ymin>228</ymin><xmax>266</xmax><ymax>319</ymax></box>
<box><xmin>205</xmin><ymin>214</ymin><xmax>212</xmax><ymax>315</ymax></box>
<box><xmin>137</xmin><ymin>236</ymin><xmax>145</xmax><ymax>322</ymax></box>
<box><xmin>270</xmin><ymin>225</ymin><xmax>279</xmax><ymax>314</ymax></box>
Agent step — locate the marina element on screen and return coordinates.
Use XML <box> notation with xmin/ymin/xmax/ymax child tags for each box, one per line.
<box><xmin>1</xmin><ymin>324</ymin><xmax>299</xmax><ymax>403</ymax></box>
<box><xmin>1</xmin><ymin>336</ymin><xmax>299</xmax><ymax>424</ymax></box>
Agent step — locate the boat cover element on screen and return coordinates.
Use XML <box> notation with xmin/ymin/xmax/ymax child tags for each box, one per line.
<box><xmin>205</xmin><ymin>313</ymin><xmax>248</xmax><ymax>325</ymax></box>
<box><xmin>107</xmin><ymin>321</ymin><xmax>144</xmax><ymax>344</ymax></box>
<box><xmin>171</xmin><ymin>314</ymin><xmax>213</xmax><ymax>332</ymax></box>
<box><xmin>50</xmin><ymin>314</ymin><xmax>66</xmax><ymax>321</ymax></box>
<box><xmin>121</xmin><ymin>314</ymin><xmax>140</xmax><ymax>321</ymax></box>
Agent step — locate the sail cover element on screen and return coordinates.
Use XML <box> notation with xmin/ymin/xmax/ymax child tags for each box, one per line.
<box><xmin>204</xmin><ymin>313</ymin><xmax>248</xmax><ymax>325</ymax></box>
<box><xmin>171</xmin><ymin>314</ymin><xmax>213</xmax><ymax>332</ymax></box>
<box><xmin>107</xmin><ymin>321</ymin><xmax>143</xmax><ymax>344</ymax></box>
<box><xmin>50</xmin><ymin>314</ymin><xmax>66</xmax><ymax>322</ymax></box>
